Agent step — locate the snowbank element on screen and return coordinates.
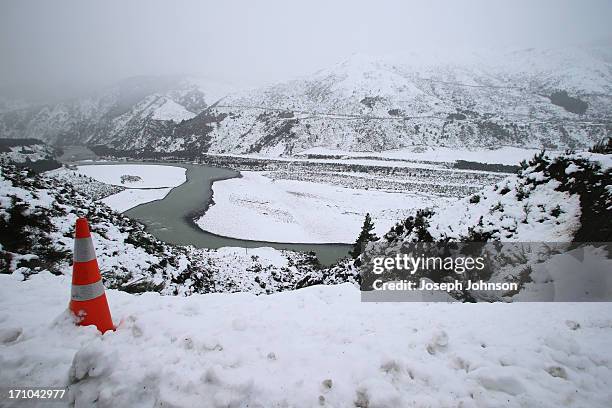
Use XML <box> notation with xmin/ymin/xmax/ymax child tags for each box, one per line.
<box><xmin>75</xmin><ymin>165</ymin><xmax>186</xmax><ymax>189</ymax></box>
<box><xmin>196</xmin><ymin>171</ymin><xmax>437</xmax><ymax>243</ymax></box>
<box><xmin>1</xmin><ymin>273</ymin><xmax>611</xmax><ymax>407</ymax></box>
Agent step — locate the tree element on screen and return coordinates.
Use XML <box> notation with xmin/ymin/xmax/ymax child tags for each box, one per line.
<box><xmin>350</xmin><ymin>213</ymin><xmax>378</xmax><ymax>260</ymax></box>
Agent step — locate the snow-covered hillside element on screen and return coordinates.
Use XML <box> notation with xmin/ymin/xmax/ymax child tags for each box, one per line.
<box><xmin>1</xmin><ymin>146</ymin><xmax>611</xmax><ymax>407</ymax></box>
<box><xmin>0</xmin><ymin>76</ymin><xmax>221</xmax><ymax>147</ymax></box>
<box><xmin>198</xmin><ymin>46</ymin><xmax>612</xmax><ymax>155</ymax></box>
<box><xmin>353</xmin><ymin>151</ymin><xmax>612</xmax><ymax>302</ymax></box>
<box><xmin>1</xmin><ymin>47</ymin><xmax>610</xmax><ymax>156</ymax></box>
<box><xmin>364</xmin><ymin>151</ymin><xmax>611</xmax><ymax>244</ymax></box>
<box><xmin>0</xmin><ymin>138</ymin><xmax>61</xmax><ymax>172</ymax></box>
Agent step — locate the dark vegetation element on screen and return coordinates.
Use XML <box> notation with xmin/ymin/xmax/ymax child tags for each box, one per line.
<box><xmin>16</xmin><ymin>158</ymin><xmax>62</xmax><ymax>173</ymax></box>
<box><xmin>589</xmin><ymin>137</ymin><xmax>611</xmax><ymax>154</ymax></box>
<box><xmin>350</xmin><ymin>213</ymin><xmax>378</xmax><ymax>263</ymax></box>
<box><xmin>0</xmin><ymin>164</ymin><xmax>70</xmax><ymax>276</ymax></box>
<box><xmin>454</xmin><ymin>160</ymin><xmax>520</xmax><ymax>173</ymax></box>
<box><xmin>522</xmin><ymin>150</ymin><xmax>611</xmax><ymax>241</ymax></box>
<box><xmin>447</xmin><ymin>113</ymin><xmax>467</xmax><ymax>120</ymax></box>
<box><xmin>0</xmin><ymin>138</ymin><xmax>46</xmax><ymax>148</ymax></box>
<box><xmin>360</xmin><ymin>96</ymin><xmax>384</xmax><ymax>108</ymax></box>
<box><xmin>549</xmin><ymin>91</ymin><xmax>588</xmax><ymax>115</ymax></box>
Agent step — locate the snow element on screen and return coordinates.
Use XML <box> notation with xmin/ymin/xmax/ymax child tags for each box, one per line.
<box><xmin>100</xmin><ymin>188</ymin><xmax>172</xmax><ymax>212</ymax></box>
<box><xmin>565</xmin><ymin>163</ymin><xmax>580</xmax><ymax>175</ymax></box>
<box><xmin>513</xmin><ymin>245</ymin><xmax>612</xmax><ymax>301</ymax></box>
<box><xmin>429</xmin><ymin>176</ymin><xmax>581</xmax><ymax>242</ymax></box>
<box><xmin>70</xmin><ymin>164</ymin><xmax>187</xmax><ymax>212</ymax></box>
<box><xmin>197</xmin><ymin>171</ymin><xmax>438</xmax><ymax>243</ymax></box>
<box><xmin>578</xmin><ymin>151</ymin><xmax>612</xmax><ymax>171</ymax></box>
<box><xmin>151</xmin><ymin>99</ymin><xmax>196</xmax><ymax>123</ymax></box>
<box><xmin>2</xmin><ymin>144</ymin><xmax>55</xmax><ymax>163</ymax></box>
<box><xmin>2</xmin><ymin>272</ymin><xmax>612</xmax><ymax>407</ymax></box>
<box><xmin>75</xmin><ymin>164</ymin><xmax>186</xmax><ymax>189</ymax></box>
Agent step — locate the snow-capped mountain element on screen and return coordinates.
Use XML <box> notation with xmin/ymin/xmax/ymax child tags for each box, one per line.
<box><xmin>0</xmin><ymin>76</ymin><xmax>225</xmax><ymax>147</ymax></box>
<box><xmin>1</xmin><ymin>46</ymin><xmax>611</xmax><ymax>156</ymax></box>
<box><xmin>202</xmin><ymin>46</ymin><xmax>611</xmax><ymax>155</ymax></box>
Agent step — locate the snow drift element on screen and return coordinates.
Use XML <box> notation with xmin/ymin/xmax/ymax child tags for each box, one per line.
<box><xmin>1</xmin><ymin>273</ymin><xmax>611</xmax><ymax>408</ymax></box>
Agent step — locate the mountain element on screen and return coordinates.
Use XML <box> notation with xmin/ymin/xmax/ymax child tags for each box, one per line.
<box><xmin>200</xmin><ymin>47</ymin><xmax>611</xmax><ymax>155</ymax></box>
<box><xmin>0</xmin><ymin>76</ymin><xmax>228</xmax><ymax>147</ymax></box>
<box><xmin>1</xmin><ymin>47</ymin><xmax>611</xmax><ymax>156</ymax></box>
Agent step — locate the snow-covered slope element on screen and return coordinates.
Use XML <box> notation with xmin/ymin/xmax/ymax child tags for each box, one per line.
<box><xmin>0</xmin><ymin>138</ymin><xmax>61</xmax><ymax>172</ymax></box>
<box><xmin>353</xmin><ymin>151</ymin><xmax>612</xmax><ymax>302</ymax></box>
<box><xmin>200</xmin><ymin>46</ymin><xmax>612</xmax><ymax>155</ymax></box>
<box><xmin>371</xmin><ymin>151</ymin><xmax>611</xmax><ymax>244</ymax></box>
<box><xmin>151</xmin><ymin>99</ymin><xmax>197</xmax><ymax>122</ymax></box>
<box><xmin>1</xmin><ymin>47</ymin><xmax>610</xmax><ymax>157</ymax></box>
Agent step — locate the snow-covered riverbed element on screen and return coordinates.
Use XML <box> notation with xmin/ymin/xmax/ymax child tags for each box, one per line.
<box><xmin>196</xmin><ymin>171</ymin><xmax>442</xmax><ymax>243</ymax></box>
<box><xmin>75</xmin><ymin>164</ymin><xmax>187</xmax><ymax>212</ymax></box>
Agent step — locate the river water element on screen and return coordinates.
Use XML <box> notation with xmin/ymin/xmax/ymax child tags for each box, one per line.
<box><xmin>116</xmin><ymin>162</ymin><xmax>351</xmax><ymax>265</ymax></box>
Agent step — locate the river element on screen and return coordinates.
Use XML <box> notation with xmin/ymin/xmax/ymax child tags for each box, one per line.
<box><xmin>112</xmin><ymin>162</ymin><xmax>352</xmax><ymax>265</ymax></box>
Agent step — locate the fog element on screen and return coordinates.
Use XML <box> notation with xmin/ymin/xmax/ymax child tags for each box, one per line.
<box><xmin>1</xmin><ymin>0</ymin><xmax>611</xmax><ymax>101</ymax></box>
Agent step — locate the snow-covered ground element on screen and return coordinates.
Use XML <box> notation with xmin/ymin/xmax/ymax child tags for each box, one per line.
<box><xmin>2</xmin><ymin>144</ymin><xmax>56</xmax><ymax>163</ymax></box>
<box><xmin>197</xmin><ymin>171</ymin><xmax>440</xmax><ymax>243</ymax></box>
<box><xmin>100</xmin><ymin>188</ymin><xmax>173</xmax><ymax>212</ymax></box>
<box><xmin>72</xmin><ymin>164</ymin><xmax>187</xmax><ymax>212</ymax></box>
<box><xmin>296</xmin><ymin>146</ymin><xmax>552</xmax><ymax>165</ymax></box>
<box><xmin>75</xmin><ymin>165</ymin><xmax>186</xmax><ymax>189</ymax></box>
<box><xmin>1</xmin><ymin>272</ymin><xmax>611</xmax><ymax>407</ymax></box>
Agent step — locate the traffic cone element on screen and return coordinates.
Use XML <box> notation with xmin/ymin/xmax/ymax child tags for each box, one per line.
<box><xmin>69</xmin><ymin>217</ymin><xmax>114</xmax><ymax>333</ymax></box>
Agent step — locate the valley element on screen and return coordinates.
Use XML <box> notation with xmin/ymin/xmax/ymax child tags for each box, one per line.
<box><xmin>54</xmin><ymin>148</ymin><xmax>516</xmax><ymax>257</ymax></box>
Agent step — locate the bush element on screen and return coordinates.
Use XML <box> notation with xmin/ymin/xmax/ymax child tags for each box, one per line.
<box><xmin>589</xmin><ymin>138</ymin><xmax>611</xmax><ymax>154</ymax></box>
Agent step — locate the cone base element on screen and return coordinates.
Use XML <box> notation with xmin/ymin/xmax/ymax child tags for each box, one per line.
<box><xmin>70</xmin><ymin>294</ymin><xmax>114</xmax><ymax>333</ymax></box>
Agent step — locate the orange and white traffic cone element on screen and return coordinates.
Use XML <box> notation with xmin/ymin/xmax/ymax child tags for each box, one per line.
<box><xmin>69</xmin><ymin>217</ymin><xmax>114</xmax><ymax>333</ymax></box>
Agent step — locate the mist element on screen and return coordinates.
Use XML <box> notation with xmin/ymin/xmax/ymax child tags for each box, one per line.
<box><xmin>1</xmin><ymin>0</ymin><xmax>611</xmax><ymax>102</ymax></box>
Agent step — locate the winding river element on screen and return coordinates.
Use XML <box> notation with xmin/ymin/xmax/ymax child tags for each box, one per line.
<box><xmin>113</xmin><ymin>162</ymin><xmax>351</xmax><ymax>265</ymax></box>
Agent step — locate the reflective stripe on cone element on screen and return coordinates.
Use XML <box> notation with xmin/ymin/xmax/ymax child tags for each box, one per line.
<box><xmin>73</xmin><ymin>237</ymin><xmax>96</xmax><ymax>262</ymax></box>
<box><xmin>71</xmin><ymin>280</ymin><xmax>106</xmax><ymax>301</ymax></box>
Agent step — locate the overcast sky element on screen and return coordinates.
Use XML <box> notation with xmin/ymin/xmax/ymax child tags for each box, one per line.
<box><xmin>1</xmin><ymin>0</ymin><xmax>611</xmax><ymax>101</ymax></box>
